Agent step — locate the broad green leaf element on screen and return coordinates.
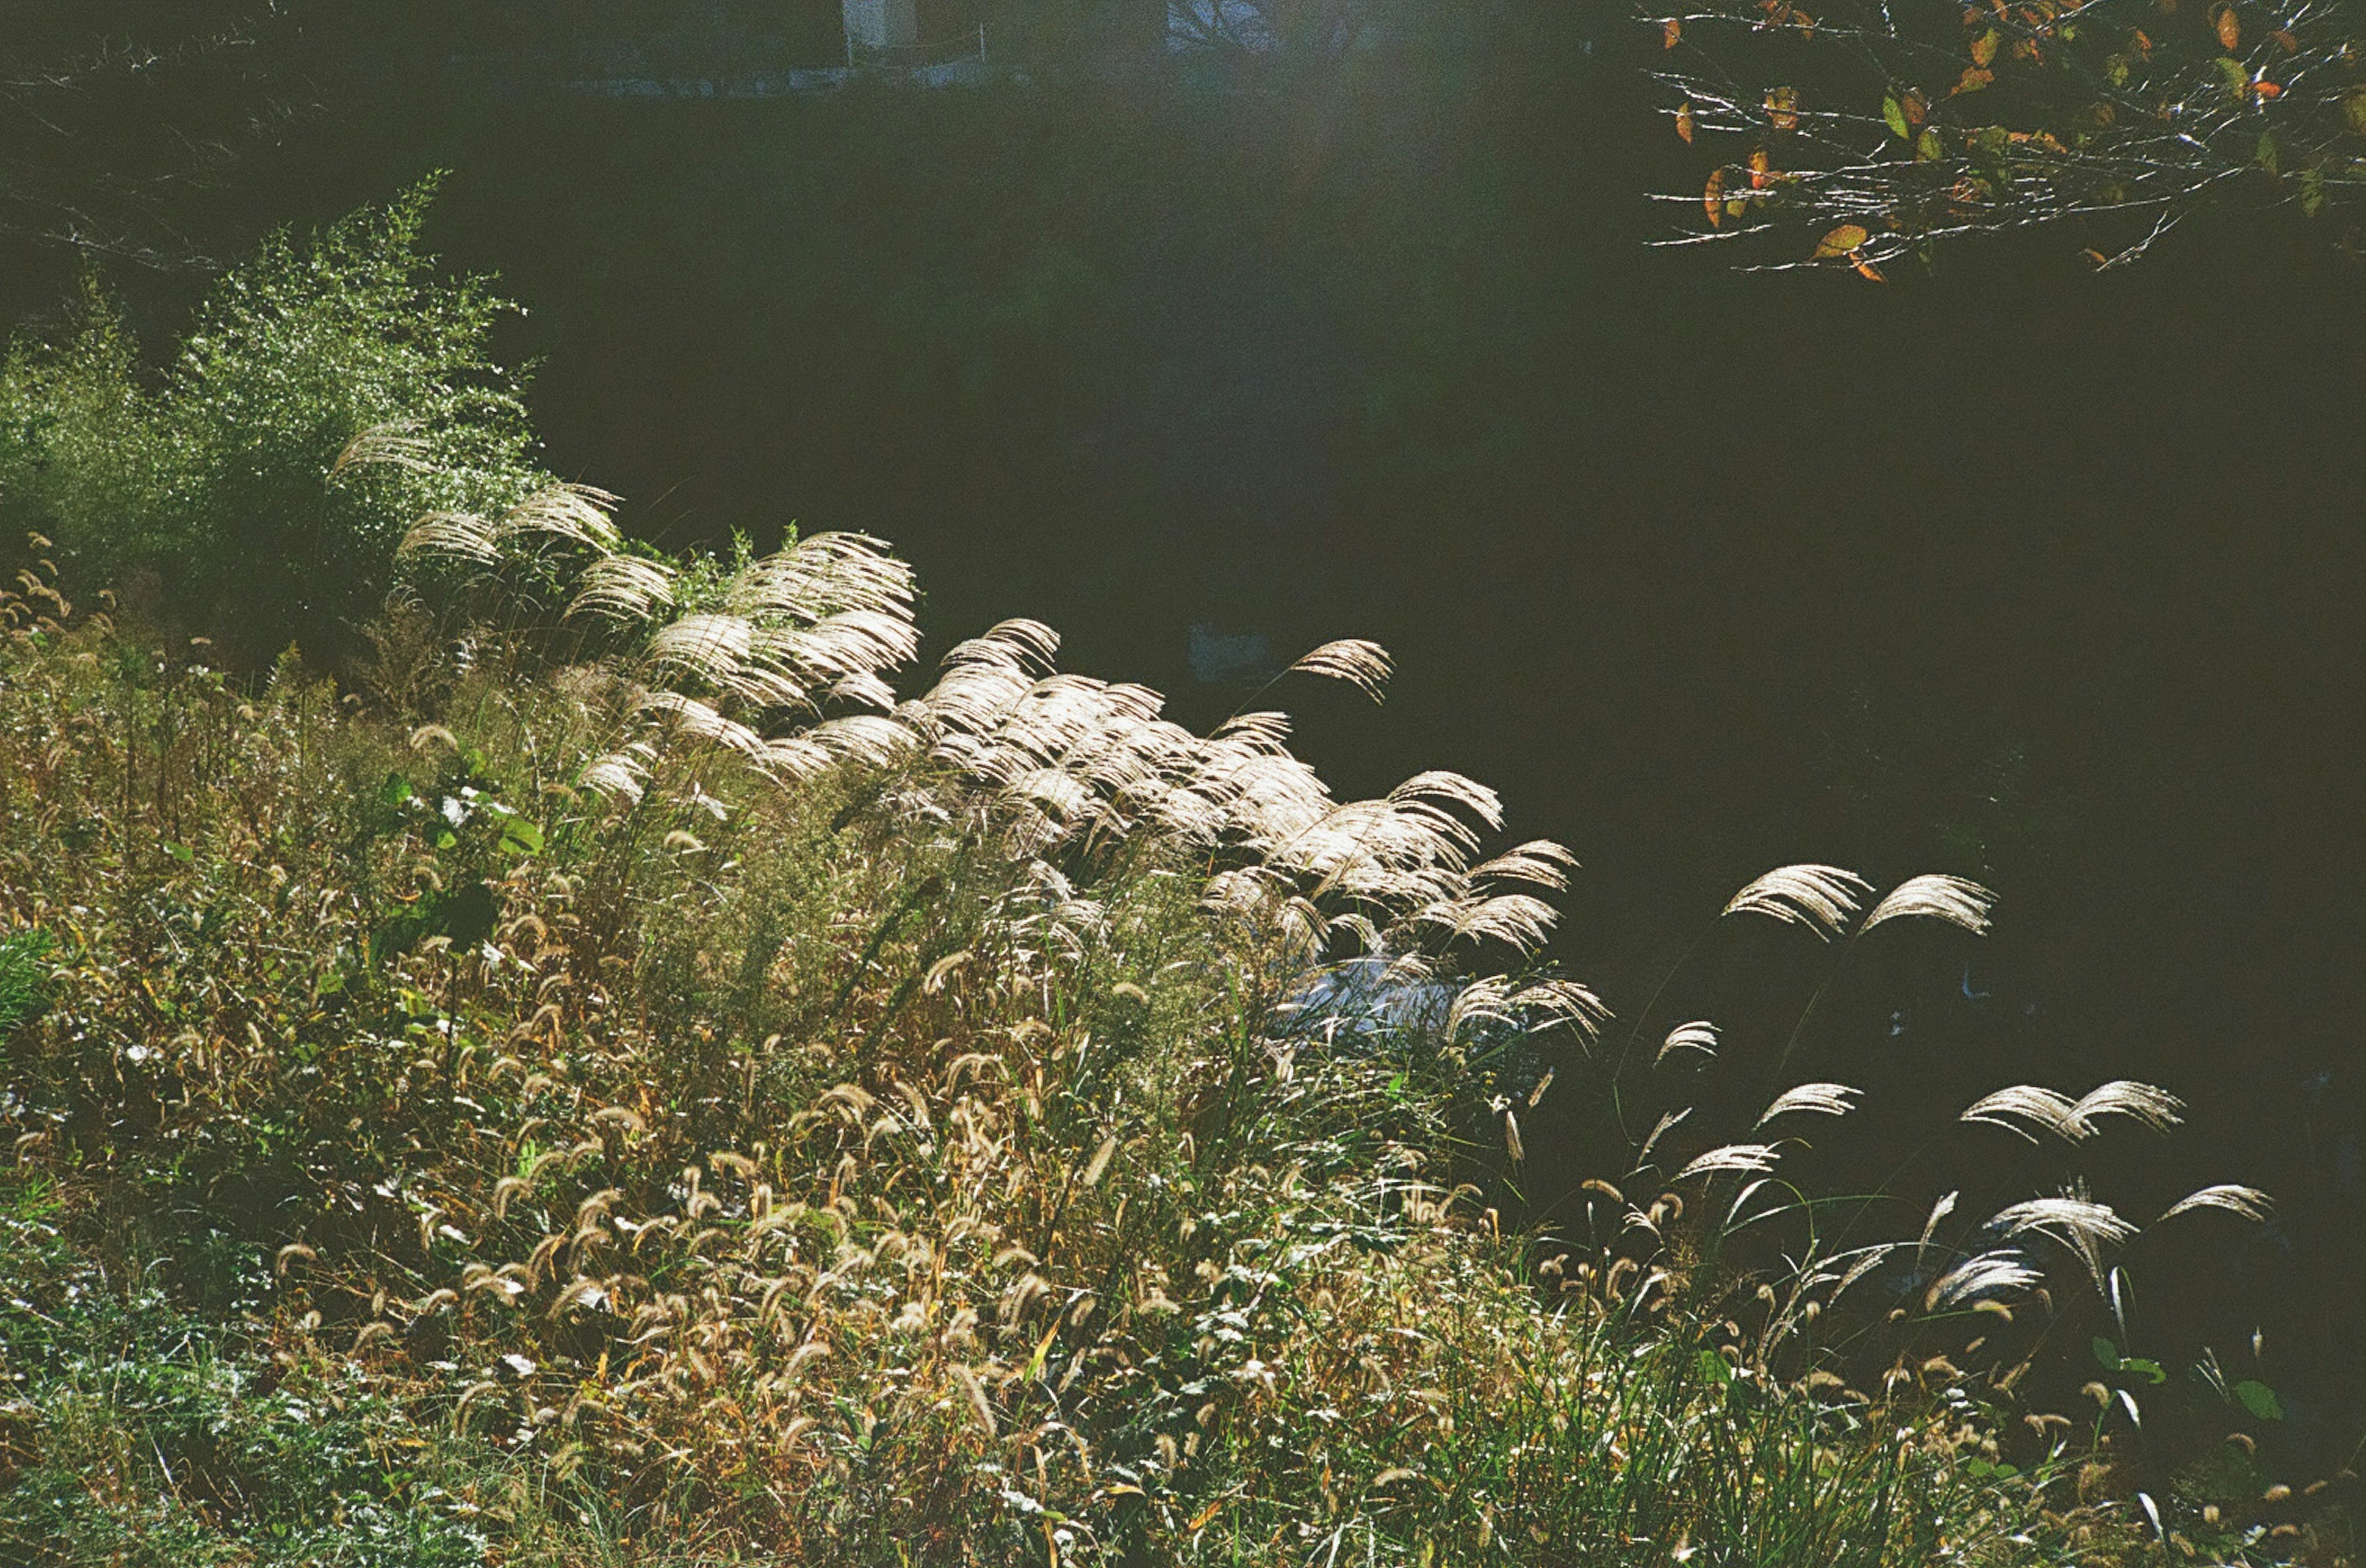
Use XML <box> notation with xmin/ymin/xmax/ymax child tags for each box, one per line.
<box><xmin>2302</xmin><ymin>165</ymin><xmax>2329</xmax><ymax>217</ymax></box>
<box><xmin>1917</xmin><ymin>128</ymin><xmax>1944</xmax><ymax>161</ymax></box>
<box><xmin>498</xmin><ymin>816</ymin><xmax>545</xmax><ymax>856</ymax></box>
<box><xmin>2234</xmin><ymin>1379</ymin><xmax>2284</xmax><ymax>1421</ymax></box>
<box><xmin>1883</xmin><ymin>95</ymin><xmax>1911</xmax><ymax>139</ymax></box>
<box><xmin>2257</xmin><ymin>131</ymin><xmax>2282</xmax><ymax>176</ymax></box>
<box><xmin>2092</xmin><ymin>1336</ymin><xmax>2123</xmax><ymax>1371</ymax></box>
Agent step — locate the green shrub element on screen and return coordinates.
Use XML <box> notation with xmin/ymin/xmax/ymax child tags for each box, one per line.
<box><xmin>0</xmin><ymin>178</ymin><xmax>548</xmax><ymax>662</ymax></box>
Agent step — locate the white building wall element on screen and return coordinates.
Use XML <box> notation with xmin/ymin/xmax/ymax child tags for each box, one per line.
<box><xmin>843</xmin><ymin>0</ymin><xmax>919</xmax><ymax>49</ymax></box>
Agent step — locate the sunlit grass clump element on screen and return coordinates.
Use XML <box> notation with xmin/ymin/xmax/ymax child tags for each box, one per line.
<box><xmin>0</xmin><ymin>518</ymin><xmax>2324</xmax><ymax>1566</ymax></box>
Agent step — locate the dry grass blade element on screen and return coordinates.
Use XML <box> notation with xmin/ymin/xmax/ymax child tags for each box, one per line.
<box><xmin>1658</xmin><ymin>1020</ymin><xmax>1719</xmax><ymax>1065</ymax></box>
<box><xmin>1287</xmin><ymin>638</ymin><xmax>1393</xmax><ymax>704</ymax></box>
<box><xmin>1721</xmin><ymin>864</ymin><xmax>1871</xmax><ymax>940</ymax></box>
<box><xmin>2159</xmin><ymin>1184</ymin><xmax>2273</xmax><ymax>1224</ymax></box>
<box><xmin>1754</xmin><ymin>1082</ymin><xmax>1861</xmax><ymax>1128</ymax></box>
<box><xmin>1861</xmin><ymin>873</ymin><xmax>1996</xmax><ymax>935</ymax></box>
<box><xmin>1675</xmin><ymin>1142</ymin><xmax>1781</xmax><ymax>1181</ymax></box>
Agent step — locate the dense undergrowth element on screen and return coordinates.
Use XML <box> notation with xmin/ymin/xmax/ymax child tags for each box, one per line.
<box><xmin>0</xmin><ymin>192</ymin><xmax>2352</xmax><ymax>1567</ymax></box>
<box><xmin>0</xmin><ymin>549</ymin><xmax>2336</xmax><ymax>1566</ymax></box>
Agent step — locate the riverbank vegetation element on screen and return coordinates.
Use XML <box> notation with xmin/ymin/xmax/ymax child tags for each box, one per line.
<box><xmin>0</xmin><ymin>195</ymin><xmax>2352</xmax><ymax>1566</ymax></box>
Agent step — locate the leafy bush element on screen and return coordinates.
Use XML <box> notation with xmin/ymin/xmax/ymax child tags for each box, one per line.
<box><xmin>0</xmin><ymin>928</ymin><xmax>51</xmax><ymax>1035</ymax></box>
<box><xmin>0</xmin><ymin>178</ymin><xmax>548</xmax><ymax>662</ymax></box>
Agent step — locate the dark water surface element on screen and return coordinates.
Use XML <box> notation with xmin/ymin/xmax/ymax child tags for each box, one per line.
<box><xmin>10</xmin><ymin>32</ymin><xmax>2364</xmax><ymax>1438</ymax></box>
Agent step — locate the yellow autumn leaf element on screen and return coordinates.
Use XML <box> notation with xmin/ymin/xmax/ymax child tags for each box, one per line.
<box><xmin>1704</xmin><ymin>168</ymin><xmax>1726</xmax><ymax>225</ymax></box>
<box><xmin>1814</xmin><ymin>224</ymin><xmax>1872</xmax><ymax>258</ymax></box>
<box><xmin>1676</xmin><ymin>103</ymin><xmax>1696</xmax><ymax>142</ymax></box>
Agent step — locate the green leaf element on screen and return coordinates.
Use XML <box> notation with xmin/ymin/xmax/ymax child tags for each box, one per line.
<box><xmin>2216</xmin><ymin>55</ymin><xmax>2250</xmax><ymax>96</ymax></box>
<box><xmin>1883</xmin><ymin>95</ymin><xmax>1912</xmax><ymax>139</ymax></box>
<box><xmin>163</xmin><ymin>840</ymin><xmax>193</xmax><ymax>863</ymax></box>
<box><xmin>2257</xmin><ymin>131</ymin><xmax>2282</xmax><ymax>176</ymax></box>
<box><xmin>2092</xmin><ymin>1336</ymin><xmax>2123</xmax><ymax>1372</ymax></box>
<box><xmin>498</xmin><ymin>816</ymin><xmax>545</xmax><ymax>856</ymax></box>
<box><xmin>1917</xmin><ymin>128</ymin><xmax>1944</xmax><ymax>162</ymax></box>
<box><xmin>2302</xmin><ymin>165</ymin><xmax>2329</xmax><ymax>216</ymax></box>
<box><xmin>2234</xmin><ymin>1379</ymin><xmax>2284</xmax><ymax>1421</ymax></box>
<box><xmin>381</xmin><ymin>772</ymin><xmax>413</xmax><ymax>808</ymax></box>
<box><xmin>2120</xmin><ymin>1357</ymin><xmax>2168</xmax><ymax>1385</ymax></box>
<box><xmin>1696</xmin><ymin>1347</ymin><xmax>1734</xmax><ymax>1387</ymax></box>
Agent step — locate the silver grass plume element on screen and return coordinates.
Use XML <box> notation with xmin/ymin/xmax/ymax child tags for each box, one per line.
<box><xmin>1961</xmin><ymin>1086</ymin><xmax>2087</xmax><ymax>1145</ymax></box>
<box><xmin>1754</xmin><ymin>1082</ymin><xmax>1861</xmax><ymax>1129</ymax></box>
<box><xmin>1675</xmin><ymin>1142</ymin><xmax>1782</xmax><ymax>1181</ymax></box>
<box><xmin>1861</xmin><ymin>873</ymin><xmax>1997</xmax><ymax>935</ymax></box>
<box><xmin>1722</xmin><ymin>864</ymin><xmax>1872</xmax><ymax>940</ymax></box>
<box><xmin>2159</xmin><ymin>1184</ymin><xmax>2273</xmax><ymax>1224</ymax></box>
<box><xmin>1985</xmin><ymin>1190</ymin><xmax>2137</xmax><ymax>1294</ymax></box>
<box><xmin>1636</xmin><ymin>1107</ymin><xmax>1693</xmax><ymax>1169</ymax></box>
<box><xmin>1962</xmin><ymin>1081</ymin><xmax>2185</xmax><ymax>1144</ymax></box>
<box><xmin>1286</xmin><ymin>638</ymin><xmax>1394</xmax><ymax>704</ymax></box>
<box><xmin>2071</xmin><ymin>1081</ymin><xmax>2186</xmax><ymax>1135</ymax></box>
<box><xmin>1927</xmin><ymin>1250</ymin><xmax>2045</xmax><ymax>1312</ymax></box>
<box><xmin>330</xmin><ymin>419</ymin><xmax>433</xmax><ymax>477</ymax></box>
<box><xmin>1658</xmin><ymin>1020</ymin><xmax>1719</xmax><ymax>1065</ymax></box>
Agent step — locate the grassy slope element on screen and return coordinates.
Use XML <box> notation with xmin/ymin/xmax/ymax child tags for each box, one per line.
<box><xmin>0</xmin><ymin>575</ymin><xmax>2258</xmax><ymax>1566</ymax></box>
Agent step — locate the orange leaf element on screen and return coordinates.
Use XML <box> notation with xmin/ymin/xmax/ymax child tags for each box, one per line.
<box><xmin>1953</xmin><ymin>65</ymin><xmax>1995</xmax><ymax>92</ymax></box>
<box><xmin>1749</xmin><ymin>149</ymin><xmax>1774</xmax><ymax>188</ymax></box>
<box><xmin>1852</xmin><ymin>256</ymin><xmax>1888</xmax><ymax>282</ymax></box>
<box><xmin>2083</xmin><ymin>246</ymin><xmax>2112</xmax><ymax>266</ymax></box>
<box><xmin>1664</xmin><ymin>17</ymin><xmax>1683</xmax><ymax>46</ymax></box>
<box><xmin>2132</xmin><ymin>27</ymin><xmax>2153</xmax><ymax>55</ymax></box>
<box><xmin>1815</xmin><ymin>223</ymin><xmax>1872</xmax><ymax>258</ymax></box>
<box><xmin>2253</xmin><ymin>76</ymin><xmax>2282</xmax><ymax>96</ymax></box>
<box><xmin>1904</xmin><ymin>90</ymin><xmax>1930</xmax><ymax>125</ymax></box>
<box><xmin>2272</xmin><ymin>29</ymin><xmax>2298</xmax><ymax>51</ymax></box>
<box><xmin>2214</xmin><ymin>2</ymin><xmax>2240</xmax><ymax>47</ymax></box>
<box><xmin>1971</xmin><ymin>28</ymin><xmax>2001</xmax><ymax>64</ymax></box>
<box><xmin>1188</xmin><ymin>1501</ymin><xmax>1223</xmax><ymax>1533</ymax></box>
<box><xmin>1676</xmin><ymin>103</ymin><xmax>1697</xmax><ymax>142</ymax></box>
<box><xmin>1766</xmin><ymin>86</ymin><xmax>1801</xmax><ymax>130</ymax></box>
<box><xmin>1704</xmin><ymin>168</ymin><xmax>1726</xmax><ymax>225</ymax></box>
